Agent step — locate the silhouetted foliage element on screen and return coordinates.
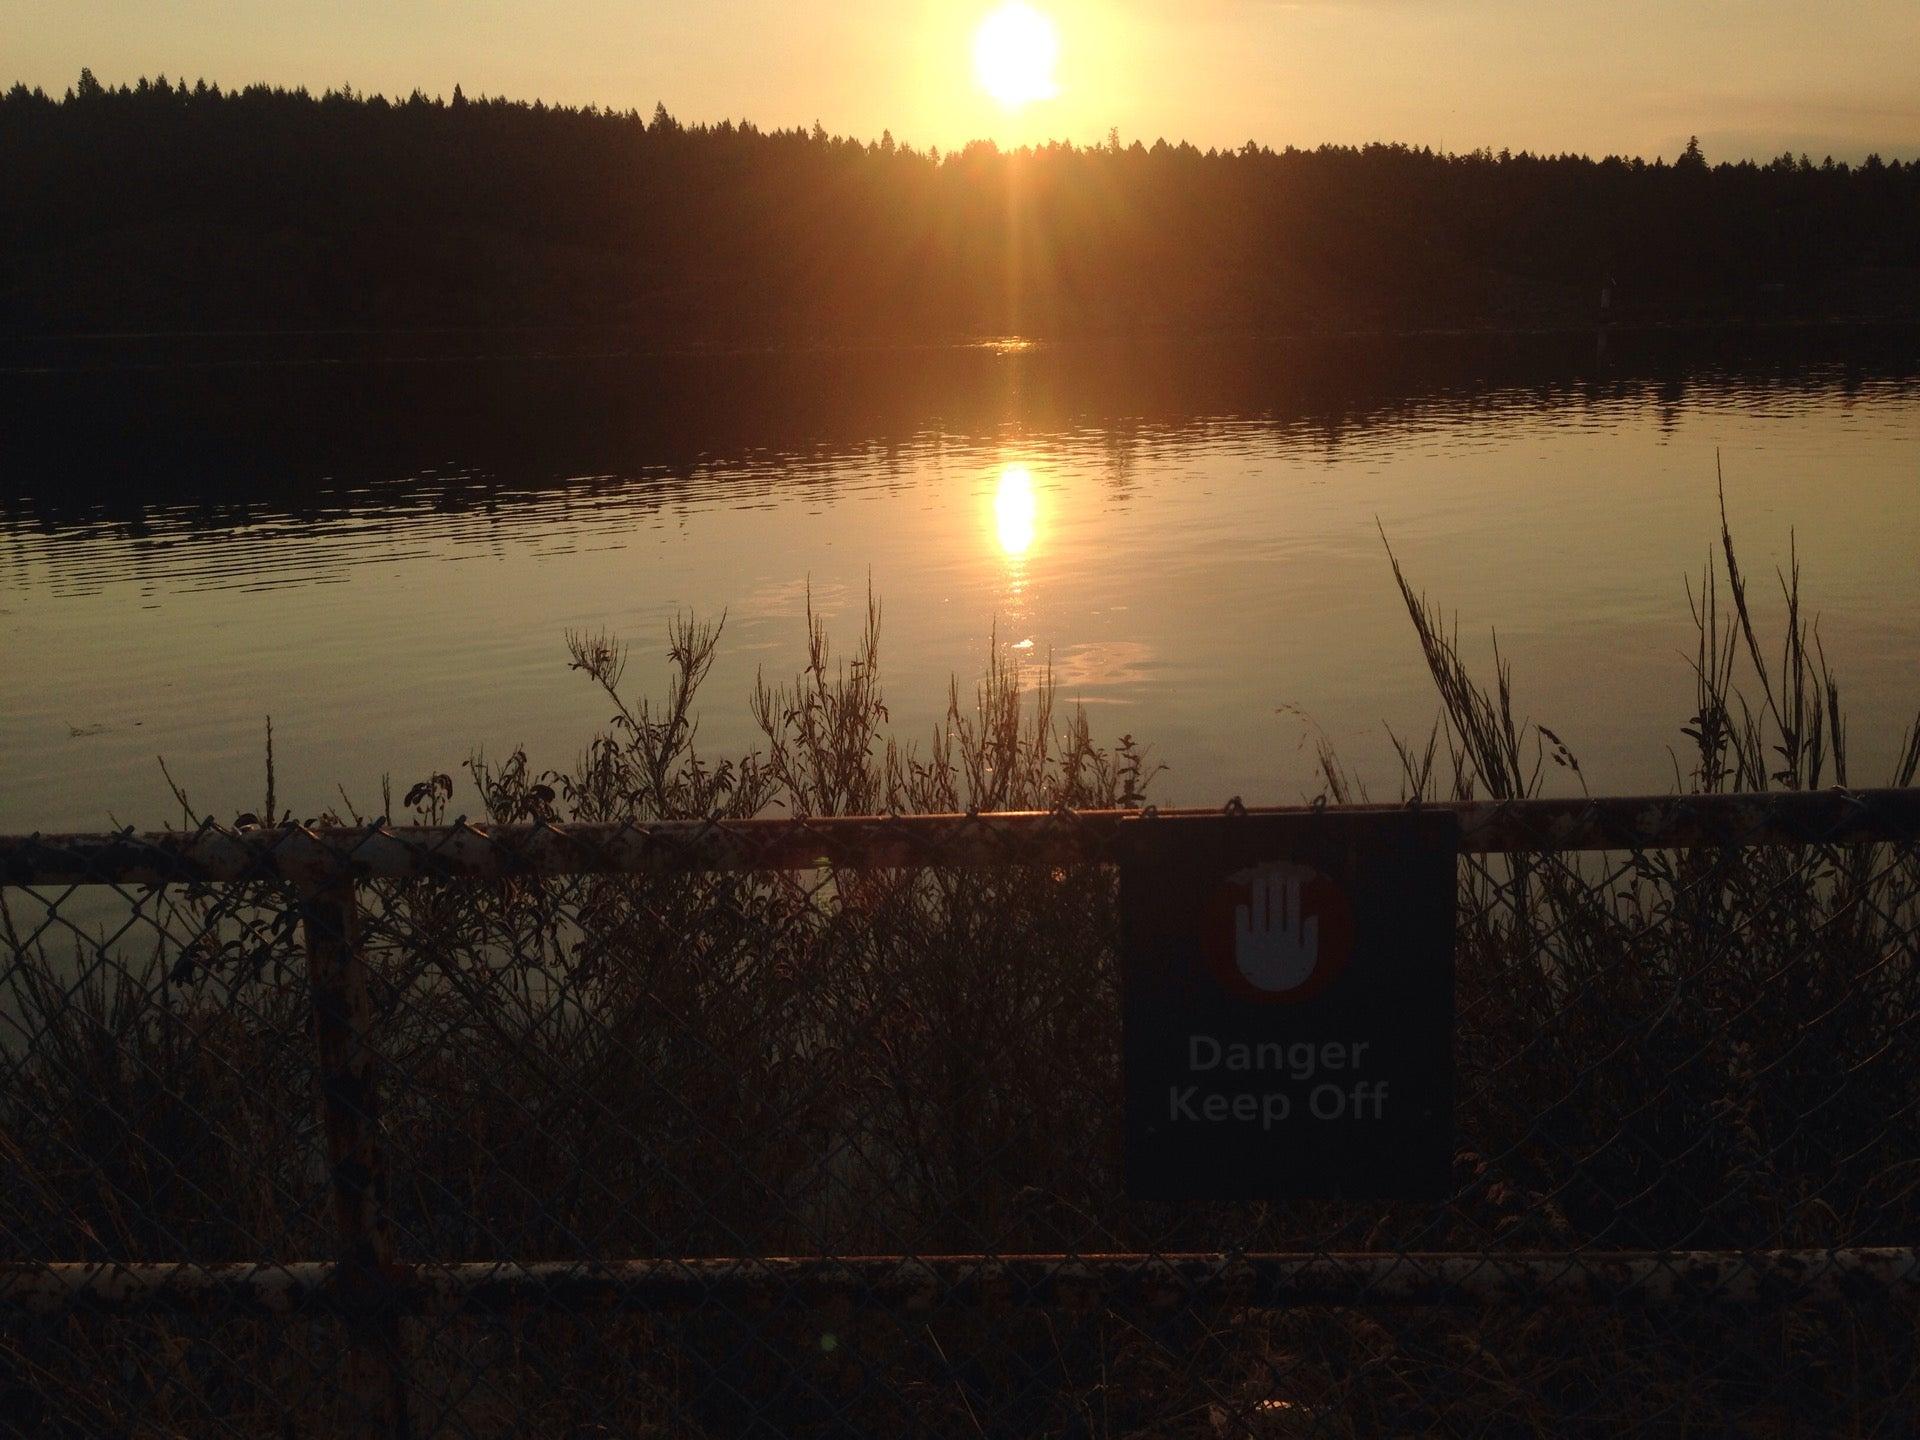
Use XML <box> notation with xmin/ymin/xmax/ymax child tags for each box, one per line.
<box><xmin>3</xmin><ymin>74</ymin><xmax>1919</xmax><ymax>339</ymax></box>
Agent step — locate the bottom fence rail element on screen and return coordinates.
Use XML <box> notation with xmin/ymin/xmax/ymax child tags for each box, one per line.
<box><xmin>3</xmin><ymin>1248</ymin><xmax>1915</xmax><ymax>1317</ymax></box>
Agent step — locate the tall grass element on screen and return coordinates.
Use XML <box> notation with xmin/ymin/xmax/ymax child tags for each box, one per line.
<box><xmin>1</xmin><ymin>498</ymin><xmax>1916</xmax><ymax>1436</ymax></box>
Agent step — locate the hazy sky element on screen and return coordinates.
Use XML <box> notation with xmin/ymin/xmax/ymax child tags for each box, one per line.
<box><xmin>11</xmin><ymin>0</ymin><xmax>1920</xmax><ymax>161</ymax></box>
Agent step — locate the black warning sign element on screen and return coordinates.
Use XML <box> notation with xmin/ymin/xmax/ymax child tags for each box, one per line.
<box><xmin>1121</xmin><ymin>808</ymin><xmax>1458</xmax><ymax>1201</ymax></box>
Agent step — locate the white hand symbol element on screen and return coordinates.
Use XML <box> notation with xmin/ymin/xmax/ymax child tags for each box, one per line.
<box><xmin>1233</xmin><ymin>866</ymin><xmax>1320</xmax><ymax>992</ymax></box>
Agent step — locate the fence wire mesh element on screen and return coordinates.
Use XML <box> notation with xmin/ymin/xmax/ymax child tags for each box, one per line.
<box><xmin>3</xmin><ymin>791</ymin><xmax>1918</xmax><ymax>1437</ymax></box>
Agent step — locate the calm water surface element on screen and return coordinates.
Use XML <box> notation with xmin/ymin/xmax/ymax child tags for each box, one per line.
<box><xmin>3</xmin><ymin>333</ymin><xmax>1917</xmax><ymax>831</ymax></box>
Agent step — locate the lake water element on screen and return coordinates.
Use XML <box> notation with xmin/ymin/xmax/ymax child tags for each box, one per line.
<box><xmin>3</xmin><ymin>330</ymin><xmax>1917</xmax><ymax>833</ymax></box>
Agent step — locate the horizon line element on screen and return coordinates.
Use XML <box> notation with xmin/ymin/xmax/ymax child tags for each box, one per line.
<box><xmin>15</xmin><ymin>67</ymin><xmax>1920</xmax><ymax>171</ymax></box>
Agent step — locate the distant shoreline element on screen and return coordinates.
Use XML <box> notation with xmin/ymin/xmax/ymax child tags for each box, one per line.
<box><xmin>10</xmin><ymin>84</ymin><xmax>1918</xmax><ymax>367</ymax></box>
<box><xmin>5</xmin><ymin>312</ymin><xmax>1919</xmax><ymax>377</ymax></box>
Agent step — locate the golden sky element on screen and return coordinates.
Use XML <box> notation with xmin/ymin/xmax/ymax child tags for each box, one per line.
<box><xmin>11</xmin><ymin>0</ymin><xmax>1920</xmax><ymax>161</ymax></box>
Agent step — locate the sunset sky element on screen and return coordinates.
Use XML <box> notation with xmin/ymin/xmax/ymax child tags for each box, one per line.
<box><xmin>11</xmin><ymin>0</ymin><xmax>1920</xmax><ymax>162</ymax></box>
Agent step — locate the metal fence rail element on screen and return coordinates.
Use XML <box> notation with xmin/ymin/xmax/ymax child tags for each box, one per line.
<box><xmin>8</xmin><ymin>1248</ymin><xmax>1919</xmax><ymax>1317</ymax></box>
<box><xmin>7</xmin><ymin>787</ymin><xmax>1920</xmax><ymax>884</ymax></box>
<box><xmin>3</xmin><ymin>789</ymin><xmax>1918</xmax><ymax>1436</ymax></box>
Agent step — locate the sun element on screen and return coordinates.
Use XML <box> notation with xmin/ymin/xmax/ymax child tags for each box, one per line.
<box><xmin>973</xmin><ymin>3</ymin><xmax>1060</xmax><ymax>110</ymax></box>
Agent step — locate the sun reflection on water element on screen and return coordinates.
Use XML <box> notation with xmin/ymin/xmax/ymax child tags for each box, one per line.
<box><xmin>993</xmin><ymin>464</ymin><xmax>1038</xmax><ymax>557</ymax></box>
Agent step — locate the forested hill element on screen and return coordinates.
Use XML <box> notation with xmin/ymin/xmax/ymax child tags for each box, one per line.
<box><xmin>5</xmin><ymin>72</ymin><xmax>1920</xmax><ymax>344</ymax></box>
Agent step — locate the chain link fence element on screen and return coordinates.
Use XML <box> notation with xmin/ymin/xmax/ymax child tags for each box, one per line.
<box><xmin>3</xmin><ymin>789</ymin><xmax>1918</xmax><ymax>1436</ymax></box>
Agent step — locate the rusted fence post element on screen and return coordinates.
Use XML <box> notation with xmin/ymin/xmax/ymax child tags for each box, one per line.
<box><xmin>300</xmin><ymin>879</ymin><xmax>412</xmax><ymax>1439</ymax></box>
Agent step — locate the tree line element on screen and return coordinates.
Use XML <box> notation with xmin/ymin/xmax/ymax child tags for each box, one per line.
<box><xmin>4</xmin><ymin>71</ymin><xmax>1918</xmax><ymax>341</ymax></box>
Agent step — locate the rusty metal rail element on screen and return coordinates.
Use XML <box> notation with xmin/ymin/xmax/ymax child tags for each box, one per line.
<box><xmin>4</xmin><ymin>1249</ymin><xmax>1914</xmax><ymax>1316</ymax></box>
<box><xmin>4</xmin><ymin>787</ymin><xmax>1918</xmax><ymax>886</ymax></box>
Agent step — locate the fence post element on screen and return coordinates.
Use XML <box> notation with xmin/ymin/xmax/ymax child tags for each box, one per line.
<box><xmin>300</xmin><ymin>879</ymin><xmax>413</xmax><ymax>1439</ymax></box>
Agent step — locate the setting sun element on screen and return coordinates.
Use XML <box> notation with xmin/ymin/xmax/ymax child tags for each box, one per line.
<box><xmin>973</xmin><ymin>3</ymin><xmax>1060</xmax><ymax>110</ymax></box>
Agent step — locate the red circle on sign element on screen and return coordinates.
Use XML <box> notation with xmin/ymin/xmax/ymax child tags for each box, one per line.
<box><xmin>1200</xmin><ymin>862</ymin><xmax>1355</xmax><ymax>1004</ymax></box>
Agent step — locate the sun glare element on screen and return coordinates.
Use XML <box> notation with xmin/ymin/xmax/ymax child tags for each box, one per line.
<box><xmin>994</xmin><ymin>464</ymin><xmax>1039</xmax><ymax>556</ymax></box>
<box><xmin>973</xmin><ymin>3</ymin><xmax>1061</xmax><ymax>110</ymax></box>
